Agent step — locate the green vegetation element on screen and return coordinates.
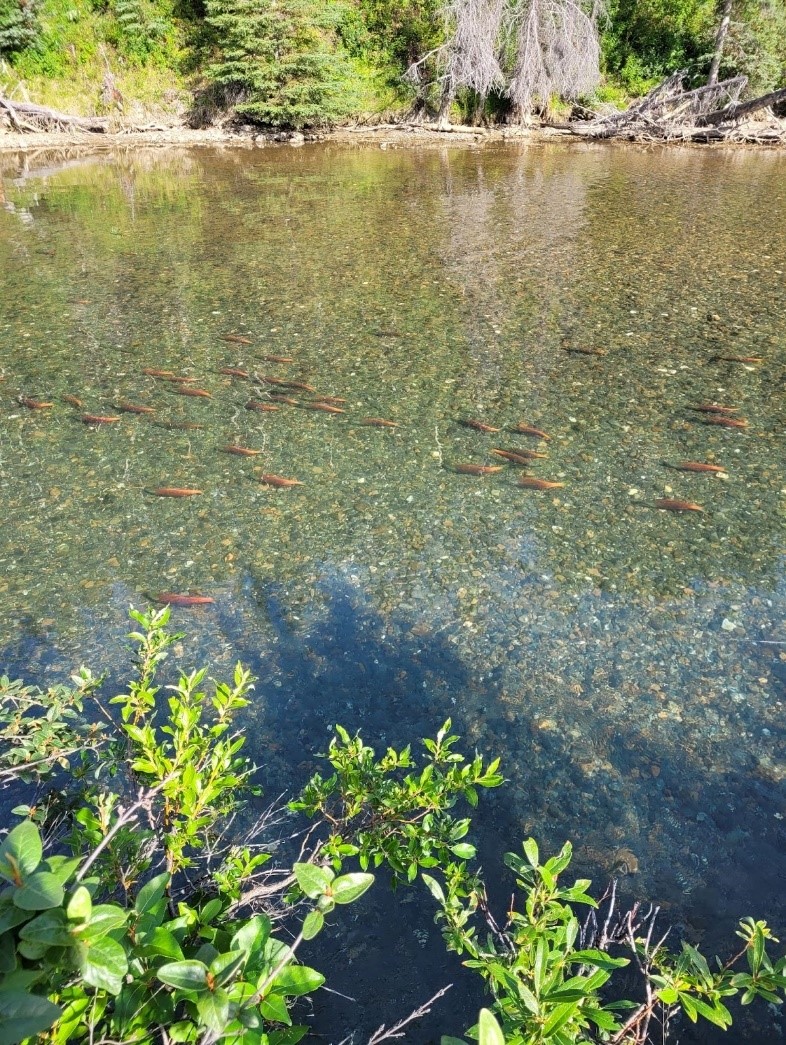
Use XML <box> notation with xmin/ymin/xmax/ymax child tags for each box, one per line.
<box><xmin>3</xmin><ymin>607</ymin><xmax>786</xmax><ymax>1043</ymax></box>
<box><xmin>0</xmin><ymin>0</ymin><xmax>783</xmax><ymax>126</ymax></box>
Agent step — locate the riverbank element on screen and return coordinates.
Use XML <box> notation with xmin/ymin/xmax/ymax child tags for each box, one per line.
<box><xmin>0</xmin><ymin>120</ymin><xmax>544</xmax><ymax>154</ymax></box>
<box><xmin>1</xmin><ymin>117</ymin><xmax>784</xmax><ymax>156</ymax></box>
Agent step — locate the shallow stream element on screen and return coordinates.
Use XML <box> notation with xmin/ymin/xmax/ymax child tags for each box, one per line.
<box><xmin>1</xmin><ymin>141</ymin><xmax>785</xmax><ymax>1041</ymax></box>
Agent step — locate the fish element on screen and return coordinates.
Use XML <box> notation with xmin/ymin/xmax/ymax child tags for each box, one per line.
<box><xmin>153</xmin><ymin>487</ymin><xmax>204</xmax><ymax>497</ymax></box>
<box><xmin>564</xmin><ymin>346</ymin><xmax>606</xmax><ymax>356</ymax></box>
<box><xmin>361</xmin><ymin>417</ymin><xmax>399</xmax><ymax>427</ymax></box>
<box><xmin>18</xmin><ymin>396</ymin><xmax>53</xmax><ymax>409</ymax></box>
<box><xmin>460</xmin><ymin>419</ymin><xmax>500</xmax><ymax>433</ymax></box>
<box><xmin>653</xmin><ymin>498</ymin><xmax>704</xmax><ymax>512</ymax></box>
<box><xmin>492</xmin><ymin>448</ymin><xmax>548</xmax><ymax>464</ymax></box>
<box><xmin>258</xmin><ymin>375</ymin><xmax>290</xmax><ymax>386</ymax></box>
<box><xmin>263</xmin><ymin>354</ymin><xmax>294</xmax><ymax>363</ymax></box>
<box><xmin>453</xmin><ymin>463</ymin><xmax>504</xmax><ymax>475</ymax></box>
<box><xmin>259</xmin><ymin>474</ymin><xmax>304</xmax><ymax>487</ymax></box>
<box><xmin>710</xmin><ymin>355</ymin><xmax>763</xmax><ymax>364</ymax></box>
<box><xmin>219</xmin><ymin>367</ymin><xmax>250</xmax><ymax>379</ymax></box>
<box><xmin>266</xmin><ymin>395</ymin><xmax>299</xmax><ymax>405</ymax></box>
<box><xmin>156</xmin><ymin>593</ymin><xmax>215</xmax><ymax>606</ymax></box>
<box><xmin>690</xmin><ymin>403</ymin><xmax>738</xmax><ymax>414</ymax></box>
<box><xmin>142</xmin><ymin>368</ymin><xmax>175</xmax><ymax>378</ymax></box>
<box><xmin>285</xmin><ymin>381</ymin><xmax>317</xmax><ymax>393</ymax></box>
<box><xmin>315</xmin><ymin>396</ymin><xmax>347</xmax><ymax>405</ymax></box>
<box><xmin>670</xmin><ymin>461</ymin><xmax>728</xmax><ymax>474</ymax></box>
<box><xmin>299</xmin><ymin>402</ymin><xmax>345</xmax><ymax>413</ymax></box>
<box><xmin>170</xmin><ymin>387</ymin><xmax>213</xmax><ymax>398</ymax></box>
<box><xmin>154</xmin><ymin>421</ymin><xmax>205</xmax><ymax>431</ymax></box>
<box><xmin>62</xmin><ymin>395</ymin><xmax>84</xmax><ymax>408</ymax></box>
<box><xmin>701</xmin><ymin>415</ymin><xmax>748</xmax><ymax>428</ymax></box>
<box><xmin>81</xmin><ymin>414</ymin><xmax>120</xmax><ymax>424</ymax></box>
<box><xmin>513</xmin><ymin>423</ymin><xmax>551</xmax><ymax>440</ymax></box>
<box><xmin>221</xmin><ymin>445</ymin><xmax>262</xmax><ymax>456</ymax></box>
<box><xmin>221</xmin><ymin>334</ymin><xmax>253</xmax><ymax>344</ymax></box>
<box><xmin>116</xmin><ymin>402</ymin><xmax>155</xmax><ymax>414</ymax></box>
<box><xmin>517</xmin><ymin>476</ymin><xmax>564</xmax><ymax>489</ymax></box>
<box><xmin>164</xmin><ymin>376</ymin><xmax>200</xmax><ymax>384</ymax></box>
<box><xmin>245</xmin><ymin>400</ymin><xmax>280</xmax><ymax>412</ymax></box>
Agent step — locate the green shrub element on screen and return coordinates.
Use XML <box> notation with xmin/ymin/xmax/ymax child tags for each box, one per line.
<box><xmin>3</xmin><ymin>607</ymin><xmax>786</xmax><ymax>1045</ymax></box>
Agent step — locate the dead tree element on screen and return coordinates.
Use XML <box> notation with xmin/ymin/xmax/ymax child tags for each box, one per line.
<box><xmin>437</xmin><ymin>0</ymin><xmax>506</xmax><ymax>122</ymax></box>
<box><xmin>571</xmin><ymin>68</ymin><xmax>786</xmax><ymax>143</ymax></box>
<box><xmin>507</xmin><ymin>0</ymin><xmax>603</xmax><ymax>117</ymax></box>
<box><xmin>409</xmin><ymin>0</ymin><xmax>604</xmax><ymax>124</ymax></box>
<box><xmin>708</xmin><ymin>0</ymin><xmax>735</xmax><ymax>85</ymax></box>
<box><xmin>0</xmin><ymin>96</ymin><xmax>107</xmax><ymax>133</ymax></box>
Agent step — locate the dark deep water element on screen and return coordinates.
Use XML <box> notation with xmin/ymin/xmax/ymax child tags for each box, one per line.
<box><xmin>0</xmin><ymin>140</ymin><xmax>785</xmax><ymax>1042</ymax></box>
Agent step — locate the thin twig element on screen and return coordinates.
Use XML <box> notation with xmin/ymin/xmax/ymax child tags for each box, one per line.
<box><xmin>76</xmin><ymin>780</ymin><xmax>168</xmax><ymax>882</ymax></box>
<box><xmin>365</xmin><ymin>984</ymin><xmax>453</xmax><ymax>1044</ymax></box>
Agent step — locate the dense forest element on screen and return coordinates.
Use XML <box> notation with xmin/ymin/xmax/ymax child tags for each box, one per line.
<box><xmin>0</xmin><ymin>0</ymin><xmax>785</xmax><ymax>130</ymax></box>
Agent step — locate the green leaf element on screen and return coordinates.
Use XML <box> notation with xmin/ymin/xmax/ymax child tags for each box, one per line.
<box><xmin>442</xmin><ymin>1039</ymin><xmax>469</xmax><ymax>1045</ymax></box>
<box><xmin>79</xmin><ymin>904</ymin><xmax>127</xmax><ymax>940</ymax></box>
<box><xmin>522</xmin><ymin>838</ymin><xmax>539</xmax><ymax>868</ymax></box>
<box><xmin>0</xmin><ymin>989</ymin><xmax>61</xmax><ymax>1045</ymax></box>
<box><xmin>478</xmin><ymin>1009</ymin><xmax>505</xmax><ymax>1045</ymax></box>
<box><xmin>196</xmin><ymin>988</ymin><xmax>230</xmax><ymax>1034</ymax></box>
<box><xmin>543</xmin><ymin>1002</ymin><xmax>579</xmax><ymax>1035</ymax></box>
<box><xmin>302</xmin><ymin>910</ymin><xmax>324</xmax><ymax>941</ymax></box>
<box><xmin>135</xmin><ymin>872</ymin><xmax>170</xmax><ymax>915</ymax></box>
<box><xmin>0</xmin><ymin>822</ymin><xmax>42</xmax><ymax>885</ymax></box>
<box><xmin>571</xmin><ymin>949</ymin><xmax>629</xmax><ymax>970</ymax></box>
<box><xmin>450</xmin><ymin>844</ymin><xmax>476</xmax><ymax>860</ymax></box>
<box><xmin>139</xmin><ymin>927</ymin><xmax>184</xmax><ymax>961</ymax></box>
<box><xmin>690</xmin><ymin>997</ymin><xmax>732</xmax><ymax>1029</ymax></box>
<box><xmin>43</xmin><ymin>856</ymin><xmax>81</xmax><ymax>887</ymax></box>
<box><xmin>77</xmin><ymin>936</ymin><xmax>128</xmax><ymax>995</ymax></box>
<box><xmin>157</xmin><ymin>959</ymin><xmax>209</xmax><ymax>992</ymax></box>
<box><xmin>331</xmin><ymin>873</ymin><xmax>374</xmax><ymax>905</ymax></box>
<box><xmin>210</xmin><ymin>951</ymin><xmax>247</xmax><ymax>986</ymax></box>
<box><xmin>201</xmin><ymin>898</ymin><xmax>223</xmax><ymax>922</ymax></box>
<box><xmin>422</xmin><ymin>875</ymin><xmax>445</xmax><ymax>904</ymax></box>
<box><xmin>268</xmin><ymin>1026</ymin><xmax>307</xmax><ymax>1045</ymax></box>
<box><xmin>0</xmin><ymin>898</ymin><xmax>30</xmax><ymax>935</ymax></box>
<box><xmin>66</xmin><ymin>886</ymin><xmax>92</xmax><ymax>923</ymax></box>
<box><xmin>261</xmin><ymin>990</ymin><xmax>291</xmax><ymax>1025</ymax></box>
<box><xmin>293</xmin><ymin>863</ymin><xmax>333</xmax><ymax>899</ymax></box>
<box><xmin>273</xmin><ymin>965</ymin><xmax>325</xmax><ymax>997</ymax></box>
<box><xmin>18</xmin><ymin>909</ymin><xmax>73</xmax><ymax>947</ymax></box>
<box><xmin>13</xmin><ymin>872</ymin><xmax>64</xmax><ymax>911</ymax></box>
<box><xmin>231</xmin><ymin>915</ymin><xmax>271</xmax><ymax>957</ymax></box>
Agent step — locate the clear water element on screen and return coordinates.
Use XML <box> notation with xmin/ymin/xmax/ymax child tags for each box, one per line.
<box><xmin>1</xmin><ymin>141</ymin><xmax>785</xmax><ymax>1041</ymax></box>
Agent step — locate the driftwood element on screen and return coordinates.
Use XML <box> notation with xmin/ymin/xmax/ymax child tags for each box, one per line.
<box><xmin>572</xmin><ymin>71</ymin><xmax>786</xmax><ymax>145</ymax></box>
<box><xmin>0</xmin><ymin>96</ymin><xmax>107</xmax><ymax>134</ymax></box>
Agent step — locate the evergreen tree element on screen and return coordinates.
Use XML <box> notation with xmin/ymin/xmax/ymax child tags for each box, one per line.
<box><xmin>0</xmin><ymin>0</ymin><xmax>39</xmax><ymax>56</ymax></box>
<box><xmin>204</xmin><ymin>0</ymin><xmax>359</xmax><ymax>127</ymax></box>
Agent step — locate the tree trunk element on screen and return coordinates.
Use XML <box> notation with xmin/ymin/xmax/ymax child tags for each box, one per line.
<box><xmin>437</xmin><ymin>80</ymin><xmax>455</xmax><ymax>128</ymax></box>
<box><xmin>700</xmin><ymin>84</ymin><xmax>786</xmax><ymax>124</ymax></box>
<box><xmin>0</xmin><ymin>97</ymin><xmax>107</xmax><ymax>133</ymax></box>
<box><xmin>708</xmin><ymin>0</ymin><xmax>734</xmax><ymax>86</ymax></box>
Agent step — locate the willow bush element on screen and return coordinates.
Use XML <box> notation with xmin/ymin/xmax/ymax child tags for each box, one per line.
<box><xmin>1</xmin><ymin>607</ymin><xmax>786</xmax><ymax>1044</ymax></box>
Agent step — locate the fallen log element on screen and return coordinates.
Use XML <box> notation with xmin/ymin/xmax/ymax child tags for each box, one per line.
<box><xmin>570</xmin><ymin>72</ymin><xmax>786</xmax><ymax>145</ymax></box>
<box><xmin>699</xmin><ymin>85</ymin><xmax>786</xmax><ymax>126</ymax></box>
<box><xmin>0</xmin><ymin>96</ymin><xmax>107</xmax><ymax>133</ymax></box>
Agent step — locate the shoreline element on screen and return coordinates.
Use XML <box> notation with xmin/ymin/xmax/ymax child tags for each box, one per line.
<box><xmin>0</xmin><ymin>121</ymin><xmax>542</xmax><ymax>154</ymax></box>
<box><xmin>2</xmin><ymin>118</ymin><xmax>784</xmax><ymax>156</ymax></box>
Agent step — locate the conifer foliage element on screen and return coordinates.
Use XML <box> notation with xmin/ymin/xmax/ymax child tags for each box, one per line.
<box><xmin>204</xmin><ymin>0</ymin><xmax>358</xmax><ymax>127</ymax></box>
<box><xmin>0</xmin><ymin>0</ymin><xmax>39</xmax><ymax>56</ymax></box>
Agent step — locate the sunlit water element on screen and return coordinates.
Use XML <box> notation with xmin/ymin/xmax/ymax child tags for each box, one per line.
<box><xmin>1</xmin><ymin>141</ymin><xmax>785</xmax><ymax>1042</ymax></box>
